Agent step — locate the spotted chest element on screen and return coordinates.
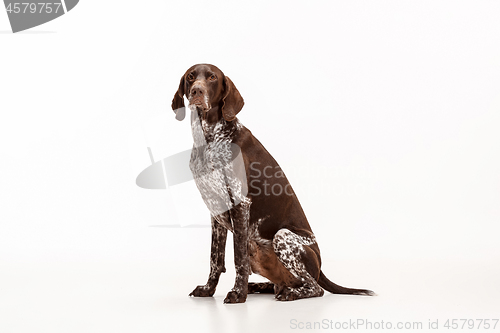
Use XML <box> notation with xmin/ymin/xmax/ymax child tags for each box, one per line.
<box><xmin>189</xmin><ymin>109</ymin><xmax>248</xmax><ymax>223</ymax></box>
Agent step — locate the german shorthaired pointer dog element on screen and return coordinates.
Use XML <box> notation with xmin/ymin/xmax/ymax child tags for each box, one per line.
<box><xmin>171</xmin><ymin>64</ymin><xmax>374</xmax><ymax>303</ymax></box>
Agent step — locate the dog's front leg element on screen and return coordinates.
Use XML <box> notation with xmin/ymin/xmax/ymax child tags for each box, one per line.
<box><xmin>189</xmin><ymin>216</ymin><xmax>228</xmax><ymax>297</ymax></box>
<box><xmin>224</xmin><ymin>200</ymin><xmax>251</xmax><ymax>304</ymax></box>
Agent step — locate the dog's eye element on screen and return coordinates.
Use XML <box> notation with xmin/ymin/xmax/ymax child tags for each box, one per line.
<box><xmin>208</xmin><ymin>74</ymin><xmax>217</xmax><ymax>81</ymax></box>
<box><xmin>187</xmin><ymin>73</ymin><xmax>195</xmax><ymax>81</ymax></box>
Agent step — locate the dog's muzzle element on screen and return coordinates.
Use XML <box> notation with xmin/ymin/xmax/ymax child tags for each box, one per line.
<box><xmin>189</xmin><ymin>81</ymin><xmax>211</xmax><ymax>113</ymax></box>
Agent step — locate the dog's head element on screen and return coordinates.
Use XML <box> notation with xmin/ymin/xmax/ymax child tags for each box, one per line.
<box><xmin>171</xmin><ymin>64</ymin><xmax>244</xmax><ymax>122</ymax></box>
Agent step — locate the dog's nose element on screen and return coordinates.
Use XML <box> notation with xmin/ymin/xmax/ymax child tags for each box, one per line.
<box><xmin>191</xmin><ymin>84</ymin><xmax>205</xmax><ymax>97</ymax></box>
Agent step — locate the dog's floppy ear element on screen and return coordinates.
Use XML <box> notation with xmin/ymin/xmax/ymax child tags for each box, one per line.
<box><xmin>221</xmin><ymin>76</ymin><xmax>244</xmax><ymax>122</ymax></box>
<box><xmin>171</xmin><ymin>76</ymin><xmax>186</xmax><ymax>121</ymax></box>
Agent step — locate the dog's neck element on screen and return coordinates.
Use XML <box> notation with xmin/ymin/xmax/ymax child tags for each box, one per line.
<box><xmin>190</xmin><ymin>105</ymin><xmax>239</xmax><ymax>147</ymax></box>
<box><xmin>199</xmin><ymin>105</ymin><xmax>222</xmax><ymax>125</ymax></box>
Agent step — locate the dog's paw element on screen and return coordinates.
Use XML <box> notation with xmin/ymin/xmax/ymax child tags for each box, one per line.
<box><xmin>275</xmin><ymin>287</ymin><xmax>299</xmax><ymax>301</ymax></box>
<box><xmin>223</xmin><ymin>290</ymin><xmax>247</xmax><ymax>304</ymax></box>
<box><xmin>189</xmin><ymin>285</ymin><xmax>215</xmax><ymax>297</ymax></box>
<box><xmin>248</xmin><ymin>282</ymin><xmax>275</xmax><ymax>294</ymax></box>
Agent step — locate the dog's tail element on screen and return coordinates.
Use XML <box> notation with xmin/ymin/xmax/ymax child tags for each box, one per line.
<box><xmin>318</xmin><ymin>270</ymin><xmax>376</xmax><ymax>296</ymax></box>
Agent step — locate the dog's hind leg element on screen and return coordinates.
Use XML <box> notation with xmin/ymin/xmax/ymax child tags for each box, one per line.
<box><xmin>248</xmin><ymin>282</ymin><xmax>275</xmax><ymax>294</ymax></box>
<box><xmin>272</xmin><ymin>228</ymin><xmax>324</xmax><ymax>301</ymax></box>
<box><xmin>189</xmin><ymin>215</ymin><xmax>228</xmax><ymax>297</ymax></box>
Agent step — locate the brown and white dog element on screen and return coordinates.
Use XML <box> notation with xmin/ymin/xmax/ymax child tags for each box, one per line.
<box><xmin>171</xmin><ymin>64</ymin><xmax>374</xmax><ymax>303</ymax></box>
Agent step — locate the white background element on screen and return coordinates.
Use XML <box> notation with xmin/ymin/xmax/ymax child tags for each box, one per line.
<box><xmin>1</xmin><ymin>1</ymin><xmax>499</xmax><ymax>332</ymax></box>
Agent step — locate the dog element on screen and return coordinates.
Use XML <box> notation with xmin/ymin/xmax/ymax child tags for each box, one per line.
<box><xmin>171</xmin><ymin>64</ymin><xmax>374</xmax><ymax>303</ymax></box>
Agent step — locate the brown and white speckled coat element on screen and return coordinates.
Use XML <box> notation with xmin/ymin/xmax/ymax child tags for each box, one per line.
<box><xmin>171</xmin><ymin>64</ymin><xmax>374</xmax><ymax>303</ymax></box>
